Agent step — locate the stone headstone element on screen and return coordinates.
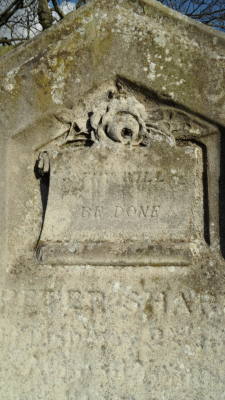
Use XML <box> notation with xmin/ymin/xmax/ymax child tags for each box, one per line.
<box><xmin>1</xmin><ymin>0</ymin><xmax>225</xmax><ymax>398</ymax></box>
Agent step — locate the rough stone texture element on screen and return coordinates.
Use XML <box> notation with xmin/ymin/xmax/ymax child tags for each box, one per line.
<box><xmin>1</xmin><ymin>1</ymin><xmax>225</xmax><ymax>399</ymax></box>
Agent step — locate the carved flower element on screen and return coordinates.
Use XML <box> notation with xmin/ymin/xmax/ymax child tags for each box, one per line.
<box><xmin>90</xmin><ymin>96</ymin><xmax>148</xmax><ymax>145</ymax></box>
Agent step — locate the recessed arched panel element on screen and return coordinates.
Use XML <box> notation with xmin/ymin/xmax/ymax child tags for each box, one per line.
<box><xmin>15</xmin><ymin>79</ymin><xmax>219</xmax><ymax>267</ymax></box>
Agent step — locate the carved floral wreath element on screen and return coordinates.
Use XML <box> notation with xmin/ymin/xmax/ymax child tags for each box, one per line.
<box><xmin>56</xmin><ymin>93</ymin><xmax>176</xmax><ymax>147</ymax></box>
<box><xmin>90</xmin><ymin>96</ymin><xmax>148</xmax><ymax>145</ymax></box>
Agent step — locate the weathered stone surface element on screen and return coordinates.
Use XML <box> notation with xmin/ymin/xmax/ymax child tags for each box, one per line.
<box><xmin>1</xmin><ymin>0</ymin><xmax>225</xmax><ymax>399</ymax></box>
<box><xmin>40</xmin><ymin>143</ymin><xmax>201</xmax><ymax>266</ymax></box>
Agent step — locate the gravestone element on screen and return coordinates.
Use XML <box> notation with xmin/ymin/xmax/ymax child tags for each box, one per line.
<box><xmin>1</xmin><ymin>0</ymin><xmax>225</xmax><ymax>398</ymax></box>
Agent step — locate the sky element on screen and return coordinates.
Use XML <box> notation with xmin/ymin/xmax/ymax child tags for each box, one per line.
<box><xmin>0</xmin><ymin>0</ymin><xmax>77</xmax><ymax>41</ymax></box>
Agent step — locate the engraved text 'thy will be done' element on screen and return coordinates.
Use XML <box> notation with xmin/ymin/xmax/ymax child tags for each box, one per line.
<box><xmin>81</xmin><ymin>205</ymin><xmax>160</xmax><ymax>219</ymax></box>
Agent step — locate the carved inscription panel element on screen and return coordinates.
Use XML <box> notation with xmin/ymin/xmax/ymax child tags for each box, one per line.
<box><xmin>39</xmin><ymin>143</ymin><xmax>203</xmax><ymax>266</ymax></box>
<box><xmin>29</xmin><ymin>87</ymin><xmax>218</xmax><ymax>266</ymax></box>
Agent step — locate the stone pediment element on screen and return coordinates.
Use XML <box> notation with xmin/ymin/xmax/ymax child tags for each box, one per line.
<box><xmin>1</xmin><ymin>0</ymin><xmax>225</xmax><ymax>133</ymax></box>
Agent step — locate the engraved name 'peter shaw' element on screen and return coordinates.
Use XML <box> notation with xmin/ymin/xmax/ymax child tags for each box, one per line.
<box><xmin>81</xmin><ymin>205</ymin><xmax>160</xmax><ymax>219</ymax></box>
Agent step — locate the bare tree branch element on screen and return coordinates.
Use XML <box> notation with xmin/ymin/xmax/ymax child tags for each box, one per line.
<box><xmin>158</xmin><ymin>0</ymin><xmax>225</xmax><ymax>30</ymax></box>
<box><xmin>0</xmin><ymin>36</ymin><xmax>26</xmax><ymax>44</ymax></box>
<box><xmin>52</xmin><ymin>0</ymin><xmax>64</xmax><ymax>19</ymax></box>
<box><xmin>37</xmin><ymin>0</ymin><xmax>53</xmax><ymax>30</ymax></box>
<box><xmin>0</xmin><ymin>0</ymin><xmax>23</xmax><ymax>27</ymax></box>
